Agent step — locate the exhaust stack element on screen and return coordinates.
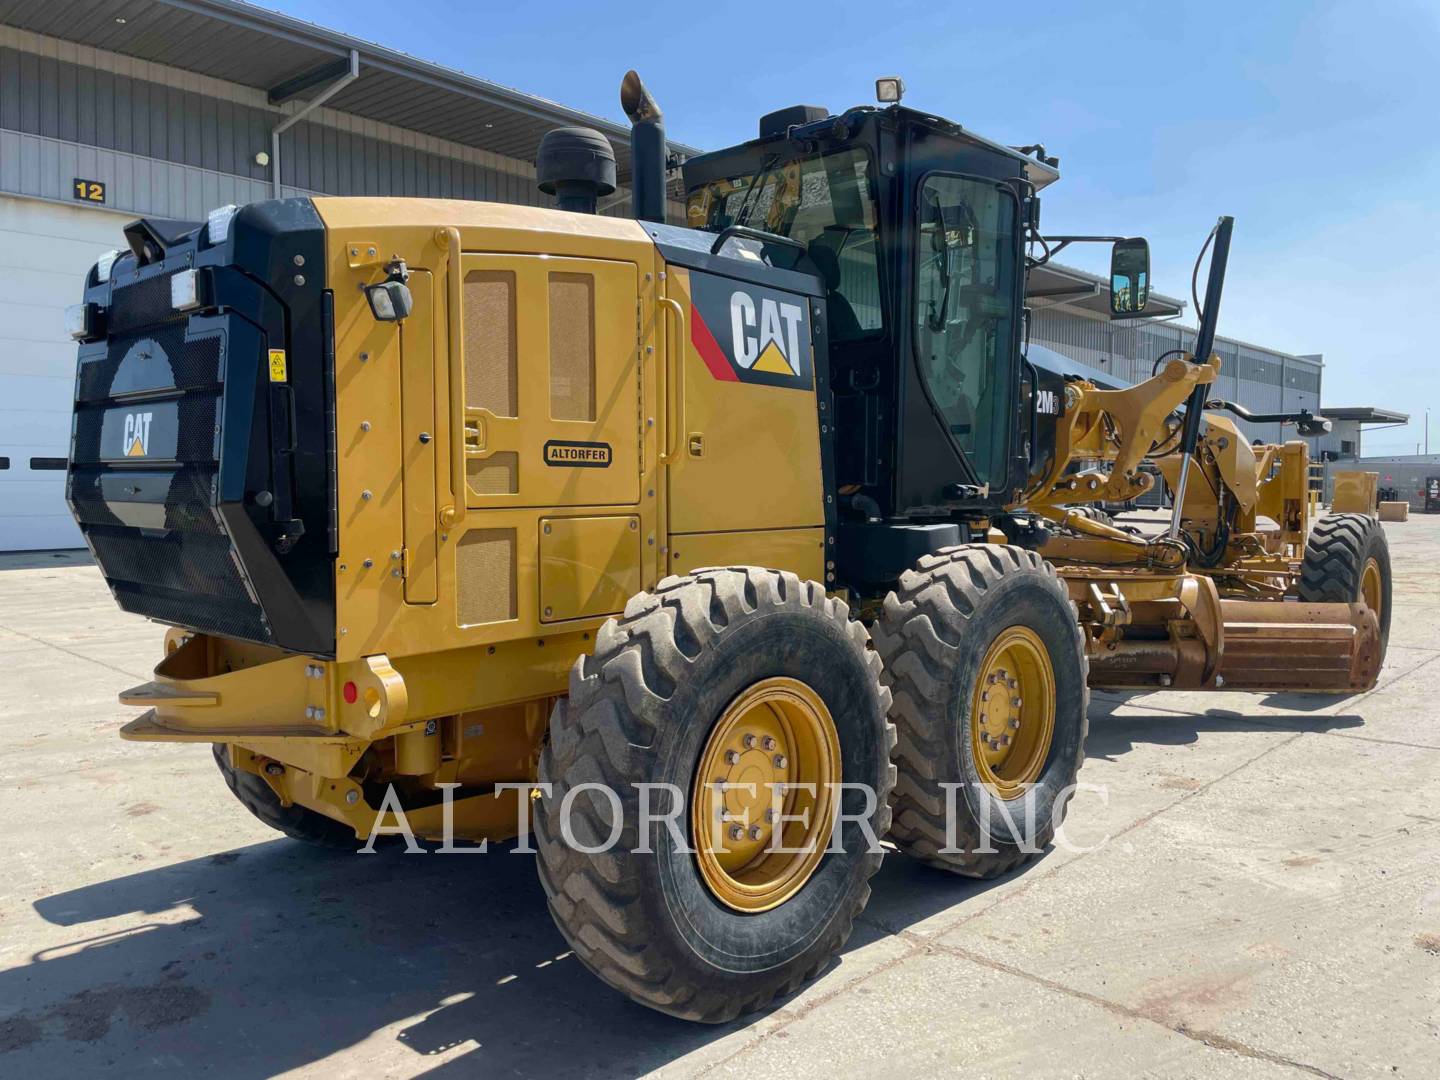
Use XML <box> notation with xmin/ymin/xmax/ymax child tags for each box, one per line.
<box><xmin>620</xmin><ymin>70</ymin><xmax>666</xmax><ymax>224</ymax></box>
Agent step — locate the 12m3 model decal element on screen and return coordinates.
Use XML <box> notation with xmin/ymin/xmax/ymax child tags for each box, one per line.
<box><xmin>688</xmin><ymin>270</ymin><xmax>813</xmax><ymax>389</ymax></box>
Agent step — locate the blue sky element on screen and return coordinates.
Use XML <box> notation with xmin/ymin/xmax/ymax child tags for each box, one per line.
<box><xmin>275</xmin><ymin>0</ymin><xmax>1438</xmax><ymax>452</ymax></box>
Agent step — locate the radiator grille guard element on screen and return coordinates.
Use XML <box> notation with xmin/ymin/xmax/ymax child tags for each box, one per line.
<box><xmin>67</xmin><ymin>201</ymin><xmax>336</xmax><ymax>656</ymax></box>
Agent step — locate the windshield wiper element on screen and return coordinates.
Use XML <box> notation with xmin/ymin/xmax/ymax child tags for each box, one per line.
<box><xmin>732</xmin><ymin>152</ymin><xmax>783</xmax><ymax>231</ymax></box>
<box><xmin>927</xmin><ymin>195</ymin><xmax>952</xmax><ymax>331</ymax></box>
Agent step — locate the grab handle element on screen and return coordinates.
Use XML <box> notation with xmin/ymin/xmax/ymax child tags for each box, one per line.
<box><xmin>436</xmin><ymin>227</ymin><xmax>466</xmax><ymax>528</ymax></box>
<box><xmin>657</xmin><ymin>296</ymin><xmax>685</xmax><ymax>465</ymax></box>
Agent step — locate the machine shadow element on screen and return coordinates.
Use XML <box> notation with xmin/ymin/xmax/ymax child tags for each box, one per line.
<box><xmin>1083</xmin><ymin>691</ymin><xmax>1365</xmax><ymax>760</ymax></box>
<box><xmin>13</xmin><ymin>840</ymin><xmax>730</xmax><ymax>1075</ymax></box>
<box><xmin>9</xmin><ymin>824</ymin><xmax>1014</xmax><ymax>1075</ymax></box>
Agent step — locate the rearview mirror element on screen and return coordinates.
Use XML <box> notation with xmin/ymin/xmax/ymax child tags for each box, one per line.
<box><xmin>1109</xmin><ymin>237</ymin><xmax>1150</xmax><ymax>316</ymax></box>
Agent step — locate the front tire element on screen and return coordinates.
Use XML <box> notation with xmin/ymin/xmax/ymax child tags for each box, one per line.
<box><xmin>874</xmin><ymin>545</ymin><xmax>1089</xmax><ymax>878</ymax></box>
<box><xmin>1298</xmin><ymin>513</ymin><xmax>1392</xmax><ymax>652</ymax></box>
<box><xmin>535</xmin><ymin>567</ymin><xmax>895</xmax><ymax>1023</ymax></box>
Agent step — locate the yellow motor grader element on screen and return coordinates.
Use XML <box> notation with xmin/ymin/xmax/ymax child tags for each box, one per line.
<box><xmin>65</xmin><ymin>71</ymin><xmax>1388</xmax><ymax>1022</ymax></box>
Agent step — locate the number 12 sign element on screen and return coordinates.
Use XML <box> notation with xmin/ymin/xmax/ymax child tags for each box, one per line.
<box><xmin>73</xmin><ymin>178</ymin><xmax>106</xmax><ymax>204</ymax></box>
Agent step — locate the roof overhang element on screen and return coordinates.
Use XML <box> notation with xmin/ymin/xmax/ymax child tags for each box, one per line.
<box><xmin>1318</xmin><ymin>407</ymin><xmax>1410</xmax><ymax>424</ymax></box>
<box><xmin>0</xmin><ymin>0</ymin><xmax>701</xmax><ymax>179</ymax></box>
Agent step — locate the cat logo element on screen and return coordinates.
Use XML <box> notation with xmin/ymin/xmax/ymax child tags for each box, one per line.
<box><xmin>122</xmin><ymin>411</ymin><xmax>154</xmax><ymax>457</ymax></box>
<box><xmin>687</xmin><ymin>271</ymin><xmax>813</xmax><ymax>390</ymax></box>
<box><xmin>1035</xmin><ymin>389</ymin><xmax>1060</xmax><ymax>416</ymax></box>
<box><xmin>729</xmin><ymin>291</ymin><xmax>804</xmax><ymax>377</ymax></box>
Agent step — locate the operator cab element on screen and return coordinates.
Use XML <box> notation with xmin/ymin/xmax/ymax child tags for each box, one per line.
<box><xmin>683</xmin><ymin>90</ymin><xmax>1065</xmax><ymax>537</ymax></box>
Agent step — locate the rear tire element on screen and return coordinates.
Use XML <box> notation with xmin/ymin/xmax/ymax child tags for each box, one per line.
<box><xmin>874</xmin><ymin>545</ymin><xmax>1089</xmax><ymax>878</ymax></box>
<box><xmin>211</xmin><ymin>743</ymin><xmax>357</xmax><ymax>850</ymax></box>
<box><xmin>535</xmin><ymin>567</ymin><xmax>895</xmax><ymax>1023</ymax></box>
<box><xmin>1298</xmin><ymin>513</ymin><xmax>1392</xmax><ymax>652</ymax></box>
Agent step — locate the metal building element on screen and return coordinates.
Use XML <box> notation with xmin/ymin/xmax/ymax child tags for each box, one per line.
<box><xmin>0</xmin><ymin>0</ymin><xmax>696</xmax><ymax>550</ymax></box>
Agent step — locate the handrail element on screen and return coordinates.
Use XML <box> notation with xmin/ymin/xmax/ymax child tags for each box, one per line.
<box><xmin>436</xmin><ymin>226</ymin><xmax>466</xmax><ymax>529</ymax></box>
<box><xmin>709</xmin><ymin>224</ymin><xmax>807</xmax><ymax>258</ymax></box>
<box><xmin>657</xmin><ymin>296</ymin><xmax>685</xmax><ymax>465</ymax></box>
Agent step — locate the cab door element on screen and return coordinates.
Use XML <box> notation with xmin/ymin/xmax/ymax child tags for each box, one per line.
<box><xmin>457</xmin><ymin>254</ymin><xmax>640</xmax><ymax>509</ymax></box>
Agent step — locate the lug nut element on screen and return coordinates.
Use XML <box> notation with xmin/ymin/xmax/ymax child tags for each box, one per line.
<box><xmin>1008</xmin><ymin>719</ymin><xmax>1021</xmax><ymax>730</ymax></box>
<box><xmin>1007</xmin><ymin>678</ymin><xmax>1018</xmax><ymax>690</ymax></box>
<box><xmin>1012</xmin><ymin>697</ymin><xmax>1022</xmax><ymax>708</ymax></box>
<box><xmin>762</xmin><ymin>736</ymin><xmax>777</xmax><ymax>751</ymax></box>
<box><xmin>742</xmin><ymin>734</ymin><xmax>757</xmax><ymax>749</ymax></box>
<box><xmin>1000</xmin><ymin>735</ymin><xmax>1012</xmax><ymax>747</ymax></box>
<box><xmin>728</xmin><ymin>825</ymin><xmax>744</xmax><ymax>841</ymax></box>
<box><xmin>772</xmin><ymin>754</ymin><xmax>788</xmax><ymax>768</ymax></box>
<box><xmin>981</xmin><ymin>691</ymin><xmax>989</xmax><ymax>702</ymax></box>
<box><xmin>724</xmin><ymin>750</ymin><xmax>741</xmax><ymax>765</ymax></box>
<box><xmin>748</xmin><ymin>825</ymin><xmax>762</xmax><ymax>841</ymax></box>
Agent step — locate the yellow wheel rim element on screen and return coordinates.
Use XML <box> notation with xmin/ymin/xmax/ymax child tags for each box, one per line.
<box><xmin>691</xmin><ymin>677</ymin><xmax>840</xmax><ymax>913</ymax></box>
<box><xmin>1361</xmin><ymin>558</ymin><xmax>1383</xmax><ymax>623</ymax></box>
<box><xmin>970</xmin><ymin>626</ymin><xmax>1056</xmax><ymax>800</ymax></box>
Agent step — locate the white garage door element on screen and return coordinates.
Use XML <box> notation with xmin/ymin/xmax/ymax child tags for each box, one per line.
<box><xmin>0</xmin><ymin>194</ymin><xmax>132</xmax><ymax>551</ymax></box>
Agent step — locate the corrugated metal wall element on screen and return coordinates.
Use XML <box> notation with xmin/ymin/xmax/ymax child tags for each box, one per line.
<box><xmin>0</xmin><ymin>24</ymin><xmax>640</xmax><ymax>220</ymax></box>
<box><xmin>1030</xmin><ymin>307</ymin><xmax>1322</xmax><ymax>445</ymax></box>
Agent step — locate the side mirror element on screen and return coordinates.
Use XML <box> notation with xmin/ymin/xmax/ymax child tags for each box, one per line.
<box><xmin>366</xmin><ymin>279</ymin><xmax>413</xmax><ymax>322</ymax></box>
<box><xmin>1109</xmin><ymin>237</ymin><xmax>1150</xmax><ymax>316</ymax></box>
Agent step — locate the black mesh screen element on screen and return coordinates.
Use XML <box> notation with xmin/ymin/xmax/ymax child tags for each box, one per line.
<box><xmin>111</xmin><ymin>583</ymin><xmax>269</xmax><ymax>644</ymax></box>
<box><xmin>87</xmin><ymin>524</ymin><xmax>252</xmax><ymax>603</ymax></box>
<box><xmin>70</xmin><ymin>465</ymin><xmax>222</xmax><ymax>535</ymax></box>
<box><xmin>72</xmin><ymin>277</ymin><xmax>274</xmax><ymax>646</ymax></box>
<box><xmin>107</xmin><ymin>273</ymin><xmax>186</xmax><ymax>337</ymax></box>
<box><xmin>76</xmin><ymin>325</ymin><xmax>222</xmax><ymax>404</ymax></box>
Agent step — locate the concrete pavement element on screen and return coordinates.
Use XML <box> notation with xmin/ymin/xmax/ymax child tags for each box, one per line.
<box><xmin>1</xmin><ymin>520</ymin><xmax>1437</xmax><ymax>1078</ymax></box>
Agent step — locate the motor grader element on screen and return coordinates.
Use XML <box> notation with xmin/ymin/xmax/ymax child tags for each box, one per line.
<box><xmin>65</xmin><ymin>71</ymin><xmax>1389</xmax><ymax>1023</ymax></box>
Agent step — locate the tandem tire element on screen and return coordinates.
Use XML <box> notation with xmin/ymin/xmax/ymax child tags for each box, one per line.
<box><xmin>873</xmin><ymin>545</ymin><xmax>1089</xmax><ymax>878</ymax></box>
<box><xmin>1298</xmin><ymin>513</ymin><xmax>1392</xmax><ymax>652</ymax></box>
<box><xmin>534</xmin><ymin>567</ymin><xmax>896</xmax><ymax>1023</ymax></box>
<box><xmin>211</xmin><ymin>743</ymin><xmax>357</xmax><ymax>850</ymax></box>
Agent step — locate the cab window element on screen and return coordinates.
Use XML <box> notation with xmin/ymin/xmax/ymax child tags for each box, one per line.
<box><xmin>914</xmin><ymin>174</ymin><xmax>1019</xmax><ymax>488</ymax></box>
<box><xmin>687</xmin><ymin>148</ymin><xmax>882</xmax><ymax>341</ymax></box>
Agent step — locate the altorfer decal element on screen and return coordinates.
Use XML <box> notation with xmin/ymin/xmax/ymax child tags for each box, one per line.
<box><xmin>543</xmin><ymin>440</ymin><xmax>613</xmax><ymax>468</ymax></box>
